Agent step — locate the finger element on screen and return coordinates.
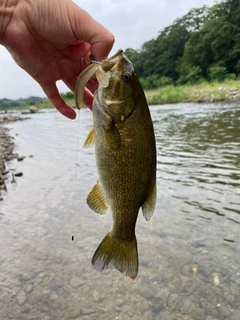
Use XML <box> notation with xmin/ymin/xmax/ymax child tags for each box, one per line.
<box><xmin>71</xmin><ymin>4</ymin><xmax>115</xmax><ymax>61</ymax></box>
<box><xmin>41</xmin><ymin>83</ymin><xmax>76</xmax><ymax>119</ymax></box>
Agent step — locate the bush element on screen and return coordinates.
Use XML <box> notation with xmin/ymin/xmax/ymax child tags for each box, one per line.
<box><xmin>139</xmin><ymin>74</ymin><xmax>159</xmax><ymax>90</ymax></box>
<box><xmin>177</xmin><ymin>66</ymin><xmax>203</xmax><ymax>85</ymax></box>
<box><xmin>186</xmin><ymin>66</ymin><xmax>203</xmax><ymax>84</ymax></box>
<box><xmin>140</xmin><ymin>75</ymin><xmax>173</xmax><ymax>90</ymax></box>
<box><xmin>62</xmin><ymin>91</ymin><xmax>75</xmax><ymax>99</ymax></box>
<box><xmin>208</xmin><ymin>66</ymin><xmax>228</xmax><ymax>82</ymax></box>
<box><xmin>176</xmin><ymin>75</ymin><xmax>188</xmax><ymax>86</ymax></box>
<box><xmin>226</xmin><ymin>73</ymin><xmax>237</xmax><ymax>81</ymax></box>
<box><xmin>158</xmin><ymin>76</ymin><xmax>173</xmax><ymax>87</ymax></box>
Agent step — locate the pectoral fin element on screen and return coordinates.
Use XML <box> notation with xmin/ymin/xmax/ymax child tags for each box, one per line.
<box><xmin>141</xmin><ymin>178</ymin><xmax>156</xmax><ymax>221</ymax></box>
<box><xmin>83</xmin><ymin>127</ymin><xmax>95</xmax><ymax>148</ymax></box>
<box><xmin>87</xmin><ymin>180</ymin><xmax>109</xmax><ymax>215</ymax></box>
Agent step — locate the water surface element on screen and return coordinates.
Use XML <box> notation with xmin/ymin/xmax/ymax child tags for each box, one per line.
<box><xmin>1</xmin><ymin>103</ymin><xmax>240</xmax><ymax>319</ymax></box>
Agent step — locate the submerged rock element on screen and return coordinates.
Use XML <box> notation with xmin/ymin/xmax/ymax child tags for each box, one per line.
<box><xmin>17</xmin><ymin>292</ymin><xmax>28</xmax><ymax>306</ymax></box>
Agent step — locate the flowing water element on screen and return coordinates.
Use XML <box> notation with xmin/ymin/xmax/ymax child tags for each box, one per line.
<box><xmin>0</xmin><ymin>102</ymin><xmax>240</xmax><ymax>320</ymax></box>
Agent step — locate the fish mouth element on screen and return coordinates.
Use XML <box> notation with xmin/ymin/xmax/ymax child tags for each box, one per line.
<box><xmin>107</xmin><ymin>50</ymin><xmax>124</xmax><ymax>62</ymax></box>
<box><xmin>101</xmin><ymin>50</ymin><xmax>124</xmax><ymax>72</ymax></box>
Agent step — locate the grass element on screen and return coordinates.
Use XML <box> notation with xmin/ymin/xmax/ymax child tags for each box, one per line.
<box><xmin>145</xmin><ymin>80</ymin><xmax>240</xmax><ymax>105</ymax></box>
<box><xmin>6</xmin><ymin>79</ymin><xmax>240</xmax><ymax>111</ymax></box>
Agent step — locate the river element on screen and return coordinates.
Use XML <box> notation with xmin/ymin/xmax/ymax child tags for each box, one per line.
<box><xmin>0</xmin><ymin>102</ymin><xmax>240</xmax><ymax>319</ymax></box>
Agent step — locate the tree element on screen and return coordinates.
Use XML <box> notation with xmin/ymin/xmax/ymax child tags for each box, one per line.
<box><xmin>179</xmin><ymin>1</ymin><xmax>240</xmax><ymax>77</ymax></box>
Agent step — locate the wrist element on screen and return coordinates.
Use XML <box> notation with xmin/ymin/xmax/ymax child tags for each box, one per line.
<box><xmin>0</xmin><ymin>0</ymin><xmax>18</xmax><ymax>44</ymax></box>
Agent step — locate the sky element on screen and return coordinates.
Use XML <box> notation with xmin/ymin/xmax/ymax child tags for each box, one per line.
<box><xmin>0</xmin><ymin>0</ymin><xmax>215</xmax><ymax>100</ymax></box>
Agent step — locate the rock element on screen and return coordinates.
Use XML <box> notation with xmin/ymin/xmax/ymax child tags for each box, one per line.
<box><xmin>81</xmin><ymin>307</ymin><xmax>94</xmax><ymax>315</ymax></box>
<box><xmin>69</xmin><ymin>276</ymin><xmax>84</xmax><ymax>288</ymax></box>
<box><xmin>151</xmin><ymin>296</ymin><xmax>164</xmax><ymax>313</ymax></box>
<box><xmin>67</xmin><ymin>307</ymin><xmax>81</xmax><ymax>319</ymax></box>
<box><xmin>92</xmin><ymin>290</ymin><xmax>101</xmax><ymax>302</ymax></box>
<box><xmin>136</xmin><ymin>299</ymin><xmax>149</xmax><ymax>313</ymax></box>
<box><xmin>181</xmin><ymin>264</ymin><xmax>192</xmax><ymax>277</ymax></box>
<box><xmin>218</xmin><ymin>305</ymin><xmax>232</xmax><ymax>317</ymax></box>
<box><xmin>29</xmin><ymin>106</ymin><xmax>39</xmax><ymax>113</ymax></box>
<box><xmin>191</xmin><ymin>307</ymin><xmax>205</xmax><ymax>320</ymax></box>
<box><xmin>47</xmin><ymin>291</ymin><xmax>61</xmax><ymax>310</ymax></box>
<box><xmin>181</xmin><ymin>298</ymin><xmax>194</xmax><ymax>314</ymax></box>
<box><xmin>212</xmin><ymin>272</ymin><xmax>220</xmax><ymax>285</ymax></box>
<box><xmin>166</xmin><ymin>293</ymin><xmax>181</xmax><ymax>311</ymax></box>
<box><xmin>17</xmin><ymin>156</ymin><xmax>25</xmax><ymax>161</ymax></box>
<box><xmin>19</xmin><ymin>271</ymin><xmax>38</xmax><ymax>281</ymax></box>
<box><xmin>139</xmin><ymin>286</ymin><xmax>154</xmax><ymax>299</ymax></box>
<box><xmin>17</xmin><ymin>292</ymin><xmax>28</xmax><ymax>306</ymax></box>
<box><xmin>14</xmin><ymin>172</ymin><xmax>23</xmax><ymax>177</ymax></box>
<box><xmin>24</xmin><ymin>284</ymin><xmax>33</xmax><ymax>293</ymax></box>
<box><xmin>115</xmin><ymin>298</ymin><xmax>124</xmax><ymax>306</ymax></box>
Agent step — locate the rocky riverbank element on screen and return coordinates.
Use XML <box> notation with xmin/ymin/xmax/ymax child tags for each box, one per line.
<box><xmin>0</xmin><ymin>113</ymin><xmax>29</xmax><ymax>199</ymax></box>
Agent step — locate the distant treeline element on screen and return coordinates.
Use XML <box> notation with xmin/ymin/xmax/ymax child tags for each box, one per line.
<box><xmin>0</xmin><ymin>96</ymin><xmax>46</xmax><ymax>110</ymax></box>
<box><xmin>125</xmin><ymin>0</ymin><xmax>240</xmax><ymax>89</ymax></box>
<box><xmin>0</xmin><ymin>92</ymin><xmax>74</xmax><ymax>110</ymax></box>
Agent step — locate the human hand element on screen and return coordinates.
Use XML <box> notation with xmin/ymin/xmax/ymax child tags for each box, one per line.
<box><xmin>0</xmin><ymin>0</ymin><xmax>114</xmax><ymax>119</ymax></box>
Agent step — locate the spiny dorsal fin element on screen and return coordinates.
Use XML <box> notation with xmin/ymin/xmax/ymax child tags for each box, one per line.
<box><xmin>141</xmin><ymin>177</ymin><xmax>156</xmax><ymax>221</ymax></box>
<box><xmin>83</xmin><ymin>127</ymin><xmax>95</xmax><ymax>148</ymax></box>
<box><xmin>87</xmin><ymin>180</ymin><xmax>109</xmax><ymax>215</ymax></box>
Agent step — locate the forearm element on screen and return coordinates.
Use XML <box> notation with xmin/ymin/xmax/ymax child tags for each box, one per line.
<box><xmin>0</xmin><ymin>0</ymin><xmax>18</xmax><ymax>44</ymax></box>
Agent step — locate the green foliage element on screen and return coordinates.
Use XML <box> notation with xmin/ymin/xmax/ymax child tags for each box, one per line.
<box><xmin>226</xmin><ymin>73</ymin><xmax>237</xmax><ymax>80</ymax></box>
<box><xmin>178</xmin><ymin>0</ymin><xmax>240</xmax><ymax>78</ymax></box>
<box><xmin>158</xmin><ymin>76</ymin><xmax>173</xmax><ymax>87</ymax></box>
<box><xmin>61</xmin><ymin>91</ymin><xmax>74</xmax><ymax>100</ymax></box>
<box><xmin>208</xmin><ymin>66</ymin><xmax>228</xmax><ymax>82</ymax></box>
<box><xmin>177</xmin><ymin>66</ymin><xmax>203</xmax><ymax>85</ymax></box>
<box><xmin>140</xmin><ymin>75</ymin><xmax>173</xmax><ymax>90</ymax></box>
<box><xmin>145</xmin><ymin>79</ymin><xmax>240</xmax><ymax>105</ymax></box>
<box><xmin>125</xmin><ymin>0</ymin><xmax>240</xmax><ymax>85</ymax></box>
<box><xmin>0</xmin><ymin>96</ymin><xmax>48</xmax><ymax>110</ymax></box>
<box><xmin>125</xmin><ymin>6</ymin><xmax>209</xmax><ymax>81</ymax></box>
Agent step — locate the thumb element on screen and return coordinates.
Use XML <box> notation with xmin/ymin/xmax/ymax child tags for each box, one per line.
<box><xmin>70</xmin><ymin>3</ymin><xmax>115</xmax><ymax>61</ymax></box>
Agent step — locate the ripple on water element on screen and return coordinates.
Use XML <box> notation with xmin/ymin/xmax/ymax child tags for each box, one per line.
<box><xmin>1</xmin><ymin>104</ymin><xmax>240</xmax><ymax>319</ymax></box>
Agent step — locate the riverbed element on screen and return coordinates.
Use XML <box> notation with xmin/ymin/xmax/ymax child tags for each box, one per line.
<box><xmin>0</xmin><ymin>102</ymin><xmax>240</xmax><ymax>319</ymax></box>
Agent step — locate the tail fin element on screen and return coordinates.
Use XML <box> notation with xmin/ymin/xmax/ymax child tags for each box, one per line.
<box><xmin>92</xmin><ymin>232</ymin><xmax>138</xmax><ymax>280</ymax></box>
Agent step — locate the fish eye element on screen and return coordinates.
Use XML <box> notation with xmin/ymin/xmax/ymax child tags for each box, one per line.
<box><xmin>122</xmin><ymin>71</ymin><xmax>132</xmax><ymax>82</ymax></box>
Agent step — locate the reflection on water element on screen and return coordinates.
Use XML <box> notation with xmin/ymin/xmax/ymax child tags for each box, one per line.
<box><xmin>1</xmin><ymin>102</ymin><xmax>240</xmax><ymax>319</ymax></box>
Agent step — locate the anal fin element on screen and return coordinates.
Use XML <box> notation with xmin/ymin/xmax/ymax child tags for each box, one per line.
<box><xmin>87</xmin><ymin>180</ymin><xmax>109</xmax><ymax>215</ymax></box>
<box><xmin>141</xmin><ymin>177</ymin><xmax>156</xmax><ymax>221</ymax></box>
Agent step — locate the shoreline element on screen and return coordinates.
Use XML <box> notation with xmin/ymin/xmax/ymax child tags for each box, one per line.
<box><xmin>144</xmin><ymin>82</ymin><xmax>240</xmax><ymax>105</ymax></box>
<box><xmin>0</xmin><ymin>125</ymin><xmax>17</xmax><ymax>198</ymax></box>
<box><xmin>0</xmin><ymin>114</ymin><xmax>28</xmax><ymax>199</ymax></box>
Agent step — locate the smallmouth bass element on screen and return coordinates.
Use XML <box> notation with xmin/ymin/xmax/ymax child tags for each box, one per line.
<box><xmin>75</xmin><ymin>50</ymin><xmax>156</xmax><ymax>280</ymax></box>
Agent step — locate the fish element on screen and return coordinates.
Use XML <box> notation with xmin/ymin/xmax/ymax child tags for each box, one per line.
<box><xmin>75</xmin><ymin>50</ymin><xmax>156</xmax><ymax>280</ymax></box>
